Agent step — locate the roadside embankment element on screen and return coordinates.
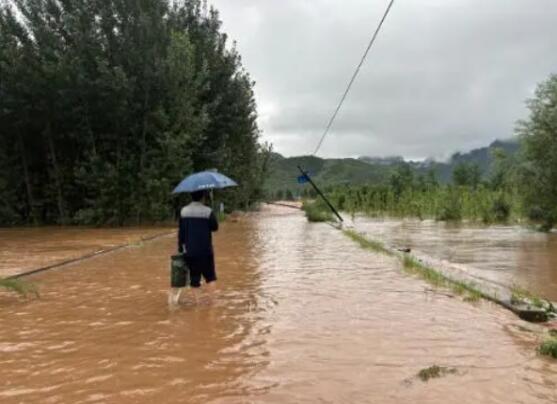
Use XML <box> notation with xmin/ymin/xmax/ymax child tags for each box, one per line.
<box><xmin>342</xmin><ymin>228</ymin><xmax>557</xmax><ymax>323</ymax></box>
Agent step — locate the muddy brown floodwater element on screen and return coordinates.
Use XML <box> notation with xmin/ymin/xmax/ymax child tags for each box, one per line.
<box><xmin>353</xmin><ymin>217</ymin><xmax>557</xmax><ymax>301</ymax></box>
<box><xmin>0</xmin><ymin>205</ymin><xmax>556</xmax><ymax>403</ymax></box>
<box><xmin>0</xmin><ymin>226</ymin><xmax>173</xmax><ymax>277</ymax></box>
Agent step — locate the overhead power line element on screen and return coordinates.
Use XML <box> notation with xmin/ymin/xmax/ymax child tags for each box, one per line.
<box><xmin>312</xmin><ymin>0</ymin><xmax>395</xmax><ymax>156</ymax></box>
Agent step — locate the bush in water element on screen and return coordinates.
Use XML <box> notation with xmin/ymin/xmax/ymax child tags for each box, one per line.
<box><xmin>302</xmin><ymin>200</ymin><xmax>334</xmax><ymax>222</ymax></box>
<box><xmin>538</xmin><ymin>338</ymin><xmax>557</xmax><ymax>359</ymax></box>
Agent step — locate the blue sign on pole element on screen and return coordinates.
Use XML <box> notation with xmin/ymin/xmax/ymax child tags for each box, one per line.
<box><xmin>297</xmin><ymin>174</ymin><xmax>310</xmax><ymax>184</ymax></box>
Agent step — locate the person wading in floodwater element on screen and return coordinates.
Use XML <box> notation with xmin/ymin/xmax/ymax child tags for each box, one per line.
<box><xmin>176</xmin><ymin>190</ymin><xmax>219</xmax><ymax>303</ymax></box>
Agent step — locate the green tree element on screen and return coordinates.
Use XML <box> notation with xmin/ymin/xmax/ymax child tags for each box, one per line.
<box><xmin>389</xmin><ymin>163</ymin><xmax>414</xmax><ymax>200</ymax></box>
<box><xmin>0</xmin><ymin>0</ymin><xmax>265</xmax><ymax>225</ymax></box>
<box><xmin>489</xmin><ymin>148</ymin><xmax>517</xmax><ymax>191</ymax></box>
<box><xmin>452</xmin><ymin>162</ymin><xmax>481</xmax><ymax>189</ymax></box>
<box><xmin>517</xmin><ymin>74</ymin><xmax>557</xmax><ymax>230</ymax></box>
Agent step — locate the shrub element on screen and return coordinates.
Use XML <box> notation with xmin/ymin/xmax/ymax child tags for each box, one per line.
<box><xmin>437</xmin><ymin>190</ymin><xmax>462</xmax><ymax>221</ymax></box>
<box><xmin>538</xmin><ymin>338</ymin><xmax>557</xmax><ymax>359</ymax></box>
<box><xmin>491</xmin><ymin>196</ymin><xmax>511</xmax><ymax>222</ymax></box>
<box><xmin>302</xmin><ymin>199</ymin><xmax>334</xmax><ymax>222</ymax></box>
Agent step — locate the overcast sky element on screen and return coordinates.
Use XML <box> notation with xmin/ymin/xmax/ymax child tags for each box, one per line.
<box><xmin>209</xmin><ymin>0</ymin><xmax>557</xmax><ymax>160</ymax></box>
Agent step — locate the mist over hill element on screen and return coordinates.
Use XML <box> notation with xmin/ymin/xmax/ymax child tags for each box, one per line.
<box><xmin>265</xmin><ymin>139</ymin><xmax>519</xmax><ymax>195</ymax></box>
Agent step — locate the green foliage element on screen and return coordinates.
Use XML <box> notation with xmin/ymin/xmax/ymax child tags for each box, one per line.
<box><xmin>267</xmin><ymin>141</ymin><xmax>526</xmax><ymax>224</ymax></box>
<box><xmin>0</xmin><ymin>278</ymin><xmax>39</xmax><ymax>298</ymax></box>
<box><xmin>325</xmin><ymin>181</ymin><xmax>520</xmax><ymax>224</ymax></box>
<box><xmin>436</xmin><ymin>188</ymin><xmax>463</xmax><ymax>221</ymax></box>
<box><xmin>402</xmin><ymin>256</ymin><xmax>446</xmax><ymax>287</ymax></box>
<box><xmin>490</xmin><ymin>194</ymin><xmax>511</xmax><ymax>222</ymax></box>
<box><xmin>265</xmin><ymin>154</ymin><xmax>392</xmax><ymax>198</ymax></box>
<box><xmin>538</xmin><ymin>338</ymin><xmax>557</xmax><ymax>359</ymax></box>
<box><xmin>302</xmin><ymin>199</ymin><xmax>334</xmax><ymax>222</ymax></box>
<box><xmin>265</xmin><ymin>140</ymin><xmax>520</xmax><ymax>198</ymax></box>
<box><xmin>402</xmin><ymin>253</ymin><xmax>483</xmax><ymax>301</ymax></box>
<box><xmin>509</xmin><ymin>284</ymin><xmax>554</xmax><ymax>311</ymax></box>
<box><xmin>390</xmin><ymin>163</ymin><xmax>414</xmax><ymax>200</ymax></box>
<box><xmin>0</xmin><ymin>0</ymin><xmax>265</xmax><ymax>225</ymax></box>
<box><xmin>343</xmin><ymin>231</ymin><xmax>483</xmax><ymax>302</ymax></box>
<box><xmin>452</xmin><ymin>162</ymin><xmax>482</xmax><ymax>188</ymax></box>
<box><xmin>343</xmin><ymin>229</ymin><xmax>393</xmax><ymax>255</ymax></box>
<box><xmin>517</xmin><ymin>74</ymin><xmax>557</xmax><ymax>231</ymax></box>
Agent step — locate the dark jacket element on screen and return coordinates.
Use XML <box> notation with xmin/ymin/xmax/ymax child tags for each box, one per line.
<box><xmin>178</xmin><ymin>202</ymin><xmax>218</xmax><ymax>257</ymax></box>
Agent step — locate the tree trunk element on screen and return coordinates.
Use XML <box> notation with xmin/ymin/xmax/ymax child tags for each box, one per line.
<box><xmin>137</xmin><ymin>87</ymin><xmax>150</xmax><ymax>224</ymax></box>
<box><xmin>17</xmin><ymin>134</ymin><xmax>39</xmax><ymax>225</ymax></box>
<box><xmin>45</xmin><ymin>122</ymin><xmax>67</xmax><ymax>224</ymax></box>
<box><xmin>116</xmin><ymin>132</ymin><xmax>124</xmax><ymax>226</ymax></box>
<box><xmin>82</xmin><ymin>99</ymin><xmax>97</xmax><ymax>157</ymax></box>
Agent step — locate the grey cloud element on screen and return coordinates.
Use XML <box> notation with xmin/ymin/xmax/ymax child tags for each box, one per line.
<box><xmin>210</xmin><ymin>0</ymin><xmax>557</xmax><ymax>159</ymax></box>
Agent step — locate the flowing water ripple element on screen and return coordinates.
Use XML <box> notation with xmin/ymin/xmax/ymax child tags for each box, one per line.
<box><xmin>353</xmin><ymin>216</ymin><xmax>557</xmax><ymax>300</ymax></box>
<box><xmin>0</xmin><ymin>205</ymin><xmax>555</xmax><ymax>403</ymax></box>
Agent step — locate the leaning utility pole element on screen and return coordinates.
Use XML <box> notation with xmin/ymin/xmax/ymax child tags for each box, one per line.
<box><xmin>297</xmin><ymin>166</ymin><xmax>343</xmax><ymax>222</ymax></box>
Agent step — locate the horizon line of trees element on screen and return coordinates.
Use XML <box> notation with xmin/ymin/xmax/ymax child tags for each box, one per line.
<box><xmin>272</xmin><ymin>73</ymin><xmax>557</xmax><ymax>230</ymax></box>
<box><xmin>0</xmin><ymin>0</ymin><xmax>270</xmax><ymax>226</ymax></box>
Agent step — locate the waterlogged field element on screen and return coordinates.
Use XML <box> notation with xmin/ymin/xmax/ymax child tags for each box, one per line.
<box><xmin>0</xmin><ymin>206</ymin><xmax>556</xmax><ymax>403</ymax></box>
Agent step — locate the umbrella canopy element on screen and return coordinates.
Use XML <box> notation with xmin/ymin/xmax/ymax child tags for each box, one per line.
<box><xmin>172</xmin><ymin>171</ymin><xmax>238</xmax><ymax>194</ymax></box>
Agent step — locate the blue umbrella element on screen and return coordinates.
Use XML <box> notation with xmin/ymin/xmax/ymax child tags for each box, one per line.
<box><xmin>172</xmin><ymin>171</ymin><xmax>238</xmax><ymax>194</ymax></box>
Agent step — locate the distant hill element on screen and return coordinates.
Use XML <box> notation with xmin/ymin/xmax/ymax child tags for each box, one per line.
<box><xmin>265</xmin><ymin>153</ymin><xmax>392</xmax><ymax>194</ymax></box>
<box><xmin>408</xmin><ymin>139</ymin><xmax>520</xmax><ymax>183</ymax></box>
<box><xmin>443</xmin><ymin>139</ymin><xmax>520</xmax><ymax>179</ymax></box>
<box><xmin>265</xmin><ymin>139</ymin><xmax>520</xmax><ymax>195</ymax></box>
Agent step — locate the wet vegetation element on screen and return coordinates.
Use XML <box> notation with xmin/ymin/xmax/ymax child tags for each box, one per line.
<box><xmin>401</xmin><ymin>255</ymin><xmax>482</xmax><ymax>303</ymax></box>
<box><xmin>302</xmin><ymin>199</ymin><xmax>334</xmax><ymax>223</ymax></box>
<box><xmin>510</xmin><ymin>285</ymin><xmax>556</xmax><ymax>320</ymax></box>
<box><xmin>417</xmin><ymin>365</ymin><xmax>458</xmax><ymax>382</ymax></box>
<box><xmin>342</xmin><ymin>230</ymin><xmax>484</xmax><ymax>303</ymax></box>
<box><xmin>266</xmin><ymin>140</ymin><xmax>519</xmax><ymax>199</ymax></box>
<box><xmin>342</xmin><ymin>229</ymin><xmax>393</xmax><ymax>256</ymax></box>
<box><xmin>326</xmin><ymin>164</ymin><xmax>520</xmax><ymax>225</ymax></box>
<box><xmin>538</xmin><ymin>337</ymin><xmax>557</xmax><ymax>359</ymax></box>
<box><xmin>0</xmin><ymin>0</ymin><xmax>270</xmax><ymax>226</ymax></box>
<box><xmin>510</xmin><ymin>285</ymin><xmax>545</xmax><ymax>308</ymax></box>
<box><xmin>0</xmin><ymin>278</ymin><xmax>39</xmax><ymax>298</ymax></box>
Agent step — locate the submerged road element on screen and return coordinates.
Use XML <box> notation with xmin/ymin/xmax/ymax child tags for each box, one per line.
<box><xmin>0</xmin><ymin>205</ymin><xmax>555</xmax><ymax>403</ymax></box>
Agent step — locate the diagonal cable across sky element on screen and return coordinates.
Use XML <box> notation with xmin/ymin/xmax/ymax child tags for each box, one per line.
<box><xmin>312</xmin><ymin>0</ymin><xmax>396</xmax><ymax>156</ymax></box>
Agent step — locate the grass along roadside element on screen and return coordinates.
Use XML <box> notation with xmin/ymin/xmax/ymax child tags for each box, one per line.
<box><xmin>402</xmin><ymin>255</ymin><xmax>483</xmax><ymax>302</ymax></box>
<box><xmin>343</xmin><ymin>229</ymin><xmax>393</xmax><ymax>256</ymax></box>
<box><xmin>510</xmin><ymin>284</ymin><xmax>554</xmax><ymax>311</ymax></box>
<box><xmin>342</xmin><ymin>229</ymin><xmax>487</xmax><ymax>304</ymax></box>
<box><xmin>0</xmin><ymin>278</ymin><xmax>39</xmax><ymax>298</ymax></box>
<box><xmin>342</xmin><ymin>228</ymin><xmax>557</xmax><ymax>359</ymax></box>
